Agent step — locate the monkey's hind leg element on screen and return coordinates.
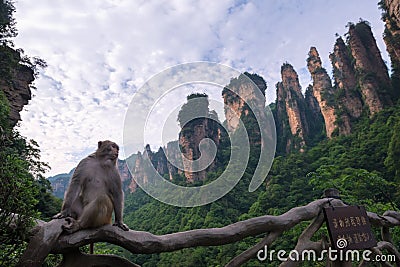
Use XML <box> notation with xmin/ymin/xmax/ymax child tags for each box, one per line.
<box><xmin>78</xmin><ymin>195</ymin><xmax>113</xmax><ymax>229</ymax></box>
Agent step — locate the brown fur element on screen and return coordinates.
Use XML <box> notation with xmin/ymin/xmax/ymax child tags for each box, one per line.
<box><xmin>53</xmin><ymin>140</ymin><xmax>129</xmax><ymax>233</ymax></box>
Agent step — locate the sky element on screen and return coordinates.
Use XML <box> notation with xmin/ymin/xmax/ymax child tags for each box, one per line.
<box><xmin>13</xmin><ymin>0</ymin><xmax>389</xmax><ymax>176</ymax></box>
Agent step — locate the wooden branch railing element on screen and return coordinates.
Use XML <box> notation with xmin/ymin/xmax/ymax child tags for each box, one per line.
<box><xmin>17</xmin><ymin>195</ymin><xmax>400</xmax><ymax>267</ymax></box>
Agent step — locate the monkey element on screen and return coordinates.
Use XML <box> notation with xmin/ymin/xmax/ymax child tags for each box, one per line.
<box><xmin>53</xmin><ymin>140</ymin><xmax>129</xmax><ymax>234</ymax></box>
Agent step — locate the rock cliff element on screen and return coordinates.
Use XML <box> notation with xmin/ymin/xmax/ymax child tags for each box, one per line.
<box><xmin>131</xmin><ymin>94</ymin><xmax>221</xmax><ymax>185</ymax></box>
<box><xmin>306</xmin><ymin>21</ymin><xmax>393</xmax><ymax>137</ymax></box>
<box><xmin>222</xmin><ymin>72</ymin><xmax>267</xmax><ymax>138</ymax></box>
<box><xmin>179</xmin><ymin>116</ymin><xmax>220</xmax><ymax>182</ymax></box>
<box><xmin>128</xmin><ymin>141</ymin><xmax>183</xmax><ymax>192</ymax></box>
<box><xmin>384</xmin><ymin>0</ymin><xmax>400</xmax><ymax>27</ymax></box>
<box><xmin>330</xmin><ymin>37</ymin><xmax>364</xmax><ymax>120</ymax></box>
<box><xmin>165</xmin><ymin>140</ymin><xmax>181</xmax><ymax>180</ymax></box>
<box><xmin>348</xmin><ymin>21</ymin><xmax>392</xmax><ymax>114</ymax></box>
<box><xmin>176</xmin><ymin>94</ymin><xmax>221</xmax><ymax>182</ymax></box>
<box><xmin>274</xmin><ymin>63</ymin><xmax>325</xmax><ymax>154</ymax></box>
<box><xmin>132</xmin><ymin>145</ymin><xmax>171</xmax><ymax>185</ymax></box>
<box><xmin>275</xmin><ymin>64</ymin><xmax>309</xmax><ymax>153</ymax></box>
<box><xmin>381</xmin><ymin>0</ymin><xmax>400</xmax><ymax>99</ymax></box>
<box><xmin>307</xmin><ymin>47</ymin><xmax>340</xmax><ymax>138</ymax></box>
<box><xmin>0</xmin><ymin>46</ymin><xmax>34</xmax><ymax>126</ymax></box>
<box><xmin>281</xmin><ymin>64</ymin><xmax>309</xmax><ymax>142</ymax></box>
<box><xmin>304</xmin><ymin>86</ymin><xmax>325</xmax><ymax>143</ymax></box>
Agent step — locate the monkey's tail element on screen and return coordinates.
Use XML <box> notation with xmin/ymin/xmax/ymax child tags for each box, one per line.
<box><xmin>90</xmin><ymin>243</ymin><xmax>94</xmax><ymax>254</ymax></box>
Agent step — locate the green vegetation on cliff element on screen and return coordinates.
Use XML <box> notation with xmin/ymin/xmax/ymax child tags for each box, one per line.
<box><xmin>0</xmin><ymin>90</ymin><xmax>61</xmax><ymax>266</ymax></box>
<box><xmin>114</xmin><ymin>100</ymin><xmax>400</xmax><ymax>266</ymax></box>
<box><xmin>0</xmin><ymin>1</ymin><xmax>61</xmax><ymax>266</ymax></box>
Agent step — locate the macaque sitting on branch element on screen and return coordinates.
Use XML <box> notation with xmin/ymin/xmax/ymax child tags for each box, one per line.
<box><xmin>53</xmin><ymin>140</ymin><xmax>129</xmax><ymax>233</ymax></box>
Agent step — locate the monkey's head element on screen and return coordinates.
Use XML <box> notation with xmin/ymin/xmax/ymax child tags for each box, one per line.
<box><xmin>96</xmin><ymin>140</ymin><xmax>119</xmax><ymax>163</ymax></box>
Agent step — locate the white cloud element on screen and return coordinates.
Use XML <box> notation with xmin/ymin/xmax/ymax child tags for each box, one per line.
<box><xmin>13</xmin><ymin>0</ymin><xmax>389</xmax><ymax>176</ymax></box>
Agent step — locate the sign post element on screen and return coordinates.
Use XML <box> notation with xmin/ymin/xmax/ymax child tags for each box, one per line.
<box><xmin>323</xmin><ymin>205</ymin><xmax>377</xmax><ymax>250</ymax></box>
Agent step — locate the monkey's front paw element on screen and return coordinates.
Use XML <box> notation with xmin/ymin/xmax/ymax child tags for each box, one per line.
<box><xmin>113</xmin><ymin>221</ymin><xmax>129</xmax><ymax>231</ymax></box>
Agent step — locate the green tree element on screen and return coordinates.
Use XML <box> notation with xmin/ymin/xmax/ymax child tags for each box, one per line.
<box><xmin>177</xmin><ymin>93</ymin><xmax>209</xmax><ymax>128</ymax></box>
<box><xmin>308</xmin><ymin>165</ymin><xmax>396</xmax><ymax>212</ymax></box>
<box><xmin>35</xmin><ymin>177</ymin><xmax>62</xmax><ymax>221</ymax></box>
<box><xmin>0</xmin><ymin>91</ymin><xmax>49</xmax><ymax>266</ymax></box>
<box><xmin>0</xmin><ymin>0</ymin><xmax>17</xmax><ymax>43</ymax></box>
<box><xmin>385</xmin><ymin>119</ymin><xmax>400</xmax><ymax>204</ymax></box>
<box><xmin>385</xmin><ymin>119</ymin><xmax>400</xmax><ymax>180</ymax></box>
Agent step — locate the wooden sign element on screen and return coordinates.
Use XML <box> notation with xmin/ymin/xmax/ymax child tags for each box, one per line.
<box><xmin>323</xmin><ymin>206</ymin><xmax>377</xmax><ymax>250</ymax></box>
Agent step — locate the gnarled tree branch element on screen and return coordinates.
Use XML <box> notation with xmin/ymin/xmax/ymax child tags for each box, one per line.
<box><xmin>17</xmin><ymin>197</ymin><xmax>400</xmax><ymax>267</ymax></box>
<box><xmin>52</xmin><ymin>198</ymin><xmax>343</xmax><ymax>255</ymax></box>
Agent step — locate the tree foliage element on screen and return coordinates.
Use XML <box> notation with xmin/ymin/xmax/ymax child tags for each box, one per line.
<box><xmin>0</xmin><ymin>83</ymin><xmax>58</xmax><ymax>267</ymax></box>
<box><xmin>177</xmin><ymin>93</ymin><xmax>210</xmax><ymax>128</ymax></box>
<box><xmin>0</xmin><ymin>91</ymin><xmax>37</xmax><ymax>265</ymax></box>
<box><xmin>0</xmin><ymin>0</ymin><xmax>16</xmax><ymax>44</ymax></box>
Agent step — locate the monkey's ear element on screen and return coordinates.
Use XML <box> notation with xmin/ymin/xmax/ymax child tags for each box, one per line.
<box><xmin>98</xmin><ymin>141</ymin><xmax>103</xmax><ymax>149</ymax></box>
